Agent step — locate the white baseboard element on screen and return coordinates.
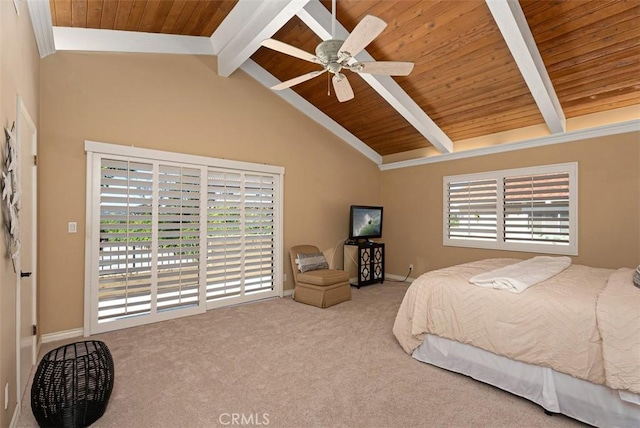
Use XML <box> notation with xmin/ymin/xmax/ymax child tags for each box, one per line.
<box><xmin>40</xmin><ymin>328</ymin><xmax>84</xmax><ymax>344</ymax></box>
<box><xmin>41</xmin><ymin>295</ymin><xmax>299</xmax><ymax>345</ymax></box>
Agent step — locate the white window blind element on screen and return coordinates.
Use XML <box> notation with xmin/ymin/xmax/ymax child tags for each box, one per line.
<box><xmin>447</xmin><ymin>178</ymin><xmax>498</xmax><ymax>241</ymax></box>
<box><xmin>206</xmin><ymin>171</ymin><xmax>243</xmax><ymax>301</ymax></box>
<box><xmin>206</xmin><ymin>171</ymin><xmax>276</xmax><ymax>306</ymax></box>
<box><xmin>156</xmin><ymin>165</ymin><xmax>202</xmax><ymax>311</ymax></box>
<box><xmin>86</xmin><ymin>142</ymin><xmax>283</xmax><ymax>334</ymax></box>
<box><xmin>444</xmin><ymin>163</ymin><xmax>577</xmax><ymax>255</ymax></box>
<box><xmin>242</xmin><ymin>174</ymin><xmax>276</xmax><ymax>295</ymax></box>
<box><xmin>503</xmin><ymin>172</ymin><xmax>570</xmax><ymax>245</ymax></box>
<box><xmin>98</xmin><ymin>159</ymin><xmax>154</xmax><ymax>322</ymax></box>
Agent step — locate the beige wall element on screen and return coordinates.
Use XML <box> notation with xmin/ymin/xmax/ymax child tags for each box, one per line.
<box><xmin>35</xmin><ymin>41</ymin><xmax>640</xmax><ymax>345</ymax></box>
<box><xmin>0</xmin><ymin>1</ymin><xmax>40</xmax><ymax>426</ymax></box>
<box><xmin>382</xmin><ymin>134</ymin><xmax>640</xmax><ymax>278</ymax></box>
<box><xmin>39</xmin><ymin>52</ymin><xmax>380</xmax><ymax>335</ymax></box>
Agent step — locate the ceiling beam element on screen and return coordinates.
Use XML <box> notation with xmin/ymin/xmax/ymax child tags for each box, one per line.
<box><xmin>52</xmin><ymin>27</ymin><xmax>214</xmax><ymax>55</ymax></box>
<box><xmin>215</xmin><ymin>0</ymin><xmax>311</xmax><ymax>77</ymax></box>
<box><xmin>297</xmin><ymin>0</ymin><xmax>453</xmax><ymax>154</ymax></box>
<box><xmin>26</xmin><ymin>0</ymin><xmax>56</xmax><ymax>58</ymax></box>
<box><xmin>487</xmin><ymin>0</ymin><xmax>566</xmax><ymax>134</ymax></box>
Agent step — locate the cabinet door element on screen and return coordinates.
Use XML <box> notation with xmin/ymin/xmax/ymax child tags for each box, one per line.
<box><xmin>372</xmin><ymin>245</ymin><xmax>384</xmax><ymax>281</ymax></box>
<box><xmin>359</xmin><ymin>246</ymin><xmax>373</xmax><ymax>284</ymax></box>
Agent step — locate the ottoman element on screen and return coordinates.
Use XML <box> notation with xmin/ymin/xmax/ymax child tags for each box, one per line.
<box><xmin>31</xmin><ymin>340</ymin><xmax>114</xmax><ymax>427</ymax></box>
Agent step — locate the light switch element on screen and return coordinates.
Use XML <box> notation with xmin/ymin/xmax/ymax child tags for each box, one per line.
<box><xmin>68</xmin><ymin>222</ymin><xmax>77</xmax><ymax>233</ymax></box>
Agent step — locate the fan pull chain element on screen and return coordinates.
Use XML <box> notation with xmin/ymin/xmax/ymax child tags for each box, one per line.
<box><xmin>327</xmin><ymin>72</ymin><xmax>331</xmax><ymax>97</ymax></box>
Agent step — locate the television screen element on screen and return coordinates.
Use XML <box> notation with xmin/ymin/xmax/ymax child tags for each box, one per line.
<box><xmin>349</xmin><ymin>205</ymin><xmax>383</xmax><ymax>240</ymax></box>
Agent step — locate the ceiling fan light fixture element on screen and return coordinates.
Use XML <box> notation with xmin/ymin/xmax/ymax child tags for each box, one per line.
<box><xmin>315</xmin><ymin>39</ymin><xmax>345</xmax><ymax>64</ymax></box>
<box><xmin>259</xmin><ymin>6</ymin><xmax>414</xmax><ymax>102</ymax></box>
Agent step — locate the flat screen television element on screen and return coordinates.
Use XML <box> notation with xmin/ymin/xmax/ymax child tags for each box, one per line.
<box><xmin>349</xmin><ymin>205</ymin><xmax>383</xmax><ymax>241</ymax></box>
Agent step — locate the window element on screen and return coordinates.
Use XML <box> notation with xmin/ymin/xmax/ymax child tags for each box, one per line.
<box><xmin>443</xmin><ymin>163</ymin><xmax>577</xmax><ymax>255</ymax></box>
<box><xmin>85</xmin><ymin>142</ymin><xmax>283</xmax><ymax>334</ymax></box>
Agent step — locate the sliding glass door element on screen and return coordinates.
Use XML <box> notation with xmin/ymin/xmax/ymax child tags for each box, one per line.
<box><xmin>85</xmin><ymin>143</ymin><xmax>283</xmax><ymax>334</ymax></box>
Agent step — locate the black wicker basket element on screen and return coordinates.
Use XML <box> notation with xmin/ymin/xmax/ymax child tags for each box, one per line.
<box><xmin>31</xmin><ymin>341</ymin><xmax>114</xmax><ymax>428</ymax></box>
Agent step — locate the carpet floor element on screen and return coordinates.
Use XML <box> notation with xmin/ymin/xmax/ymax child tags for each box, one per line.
<box><xmin>19</xmin><ymin>282</ymin><xmax>585</xmax><ymax>427</ymax></box>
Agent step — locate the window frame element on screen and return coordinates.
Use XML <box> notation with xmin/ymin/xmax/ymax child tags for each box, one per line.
<box><xmin>443</xmin><ymin>162</ymin><xmax>578</xmax><ymax>256</ymax></box>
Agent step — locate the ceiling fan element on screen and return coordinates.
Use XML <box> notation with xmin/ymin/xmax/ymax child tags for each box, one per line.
<box><xmin>260</xmin><ymin>1</ymin><xmax>414</xmax><ymax>102</ymax></box>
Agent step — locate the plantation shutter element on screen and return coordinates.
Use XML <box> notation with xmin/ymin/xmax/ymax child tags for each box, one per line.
<box><xmin>98</xmin><ymin>159</ymin><xmax>154</xmax><ymax>322</ymax></box>
<box><xmin>446</xmin><ymin>179</ymin><xmax>498</xmax><ymax>241</ymax></box>
<box><xmin>206</xmin><ymin>170</ymin><xmax>277</xmax><ymax>306</ymax></box>
<box><xmin>206</xmin><ymin>171</ymin><xmax>243</xmax><ymax>300</ymax></box>
<box><xmin>243</xmin><ymin>174</ymin><xmax>275</xmax><ymax>295</ymax></box>
<box><xmin>156</xmin><ymin>165</ymin><xmax>202</xmax><ymax>311</ymax></box>
<box><xmin>503</xmin><ymin>172</ymin><xmax>570</xmax><ymax>245</ymax></box>
<box><xmin>443</xmin><ymin>162</ymin><xmax>576</xmax><ymax>255</ymax></box>
<box><xmin>95</xmin><ymin>158</ymin><xmax>206</xmax><ymax>332</ymax></box>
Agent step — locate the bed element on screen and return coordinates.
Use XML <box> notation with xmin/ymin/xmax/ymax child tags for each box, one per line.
<box><xmin>393</xmin><ymin>258</ymin><xmax>640</xmax><ymax>427</ymax></box>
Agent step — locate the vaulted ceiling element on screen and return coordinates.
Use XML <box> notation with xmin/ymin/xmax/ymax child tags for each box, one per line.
<box><xmin>35</xmin><ymin>0</ymin><xmax>640</xmax><ymax>166</ymax></box>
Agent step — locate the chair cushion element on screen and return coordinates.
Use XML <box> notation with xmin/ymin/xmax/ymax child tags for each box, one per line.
<box><xmin>297</xmin><ymin>269</ymin><xmax>350</xmax><ymax>286</ymax></box>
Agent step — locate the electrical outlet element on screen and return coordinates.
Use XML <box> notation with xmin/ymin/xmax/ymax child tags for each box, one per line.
<box><xmin>409</xmin><ymin>264</ymin><xmax>414</xmax><ymax>271</ymax></box>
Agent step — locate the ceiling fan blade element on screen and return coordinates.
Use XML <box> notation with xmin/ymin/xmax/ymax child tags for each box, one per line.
<box><xmin>338</xmin><ymin>15</ymin><xmax>387</xmax><ymax>59</ymax></box>
<box><xmin>271</xmin><ymin>70</ymin><xmax>325</xmax><ymax>90</ymax></box>
<box><xmin>332</xmin><ymin>73</ymin><xmax>354</xmax><ymax>102</ymax></box>
<box><xmin>261</xmin><ymin>39</ymin><xmax>317</xmax><ymax>63</ymax></box>
<box><xmin>354</xmin><ymin>61</ymin><xmax>415</xmax><ymax>76</ymax></box>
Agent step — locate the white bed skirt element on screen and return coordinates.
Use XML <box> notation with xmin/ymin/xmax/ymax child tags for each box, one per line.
<box><xmin>413</xmin><ymin>334</ymin><xmax>640</xmax><ymax>428</ymax></box>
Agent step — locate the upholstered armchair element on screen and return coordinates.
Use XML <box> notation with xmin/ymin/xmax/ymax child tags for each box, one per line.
<box><xmin>289</xmin><ymin>245</ymin><xmax>352</xmax><ymax>308</ymax></box>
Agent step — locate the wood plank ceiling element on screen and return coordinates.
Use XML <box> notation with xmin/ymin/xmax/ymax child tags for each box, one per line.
<box><xmin>49</xmin><ymin>0</ymin><xmax>640</xmax><ymax>157</ymax></box>
<box><xmin>49</xmin><ymin>0</ymin><xmax>238</xmax><ymax>36</ymax></box>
